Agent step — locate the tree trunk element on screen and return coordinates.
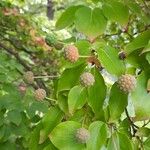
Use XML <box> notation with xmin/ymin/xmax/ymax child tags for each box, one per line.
<box><xmin>47</xmin><ymin>0</ymin><xmax>54</xmax><ymax>20</ymax></box>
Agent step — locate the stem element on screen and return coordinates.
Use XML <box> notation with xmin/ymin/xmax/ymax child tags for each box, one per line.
<box><xmin>34</xmin><ymin>75</ymin><xmax>59</xmax><ymax>79</ymax></box>
<box><xmin>45</xmin><ymin>97</ymin><xmax>57</xmax><ymax>102</ymax></box>
<box><xmin>142</xmin><ymin>119</ymin><xmax>150</xmax><ymax>127</ymax></box>
<box><xmin>125</xmin><ymin>108</ymin><xmax>139</xmax><ymax>136</ymax></box>
<box><xmin>79</xmin><ymin>55</ymin><xmax>90</xmax><ymax>58</ymax></box>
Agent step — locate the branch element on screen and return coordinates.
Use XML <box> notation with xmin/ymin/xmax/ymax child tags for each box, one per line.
<box><xmin>0</xmin><ymin>43</ymin><xmax>50</xmax><ymax>95</ymax></box>
<box><xmin>125</xmin><ymin>108</ymin><xmax>139</xmax><ymax>136</ymax></box>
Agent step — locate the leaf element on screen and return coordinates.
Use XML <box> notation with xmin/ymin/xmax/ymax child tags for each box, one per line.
<box><xmin>57</xmin><ymin>91</ymin><xmax>68</xmax><ymax>113</ymax></box>
<box><xmin>97</xmin><ymin>45</ymin><xmax>125</xmax><ymax>76</ymax></box>
<box><xmin>56</xmin><ymin>6</ymin><xmax>81</xmax><ymax>30</ymax></box>
<box><xmin>39</xmin><ymin>107</ymin><xmax>63</xmax><ymax>144</ymax></box>
<box><xmin>50</xmin><ymin>121</ymin><xmax>85</xmax><ymax>150</ymax></box>
<box><xmin>87</xmin><ymin>121</ymin><xmax>108</xmax><ymax>150</ymax></box>
<box><xmin>118</xmin><ymin>132</ymin><xmax>133</xmax><ymax>150</ymax></box>
<box><xmin>108</xmin><ymin>83</ymin><xmax>128</xmax><ymax>122</ymax></box>
<box><xmin>27</xmin><ymin>101</ymin><xmax>49</xmax><ymax>118</ymax></box>
<box><xmin>75</xmin><ymin>7</ymin><xmax>107</xmax><ymax>38</ymax></box>
<box><xmin>141</xmin><ymin>40</ymin><xmax>150</xmax><ymax>54</ymax></box>
<box><xmin>75</xmin><ymin>40</ymin><xmax>91</xmax><ymax>56</ymax></box>
<box><xmin>88</xmin><ymin>68</ymin><xmax>106</xmax><ymax>116</ymax></box>
<box><xmin>144</xmin><ymin>136</ymin><xmax>150</xmax><ymax>150</ymax></box>
<box><xmin>108</xmin><ymin>132</ymin><xmax>120</xmax><ymax>150</ymax></box>
<box><xmin>57</xmin><ymin>63</ymin><xmax>86</xmax><ymax>92</ymax></box>
<box><xmin>7</xmin><ymin>110</ymin><xmax>22</xmax><ymax>126</ymax></box>
<box><xmin>29</xmin><ymin>123</ymin><xmax>42</xmax><ymax>150</ymax></box>
<box><xmin>68</xmin><ymin>86</ymin><xmax>87</xmax><ymax>114</ymax></box>
<box><xmin>102</xmin><ymin>1</ymin><xmax>129</xmax><ymax>25</ymax></box>
<box><xmin>131</xmin><ymin>72</ymin><xmax>150</xmax><ymax>121</ymax></box>
<box><xmin>136</xmin><ymin>127</ymin><xmax>150</xmax><ymax>137</ymax></box>
<box><xmin>146</xmin><ymin>53</ymin><xmax>150</xmax><ymax>65</ymax></box>
<box><xmin>108</xmin><ymin>132</ymin><xmax>133</xmax><ymax>150</ymax></box>
<box><xmin>125</xmin><ymin>30</ymin><xmax>150</xmax><ymax>55</ymax></box>
<box><xmin>43</xmin><ymin>142</ymin><xmax>58</xmax><ymax>150</ymax></box>
<box><xmin>147</xmin><ymin>79</ymin><xmax>150</xmax><ymax>92</ymax></box>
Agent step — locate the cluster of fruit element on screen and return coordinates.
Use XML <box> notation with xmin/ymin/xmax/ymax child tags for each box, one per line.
<box><xmin>64</xmin><ymin>44</ymin><xmax>136</xmax><ymax>93</ymax></box>
<box><xmin>21</xmin><ymin>45</ymin><xmax>136</xmax><ymax>102</ymax></box>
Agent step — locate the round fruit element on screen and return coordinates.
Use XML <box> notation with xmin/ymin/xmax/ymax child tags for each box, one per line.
<box><xmin>80</xmin><ymin>72</ymin><xmax>95</xmax><ymax>87</ymax></box>
<box><xmin>34</xmin><ymin>88</ymin><xmax>46</xmax><ymax>101</ymax></box>
<box><xmin>64</xmin><ymin>45</ymin><xmax>79</xmax><ymax>63</ymax></box>
<box><xmin>18</xmin><ymin>82</ymin><xmax>27</xmax><ymax>95</ymax></box>
<box><xmin>24</xmin><ymin>71</ymin><xmax>34</xmax><ymax>84</ymax></box>
<box><xmin>117</xmin><ymin>74</ymin><xmax>136</xmax><ymax>93</ymax></box>
<box><xmin>75</xmin><ymin>128</ymin><xmax>90</xmax><ymax>144</ymax></box>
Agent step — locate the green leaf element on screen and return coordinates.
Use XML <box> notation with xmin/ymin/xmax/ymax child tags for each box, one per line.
<box><xmin>102</xmin><ymin>1</ymin><xmax>129</xmax><ymax>25</ymax></box>
<box><xmin>136</xmin><ymin>127</ymin><xmax>150</xmax><ymax>137</ymax></box>
<box><xmin>68</xmin><ymin>86</ymin><xmax>87</xmax><ymax>114</ymax></box>
<box><xmin>144</xmin><ymin>136</ymin><xmax>150</xmax><ymax>150</ymax></box>
<box><xmin>29</xmin><ymin>123</ymin><xmax>42</xmax><ymax>150</ymax></box>
<box><xmin>57</xmin><ymin>63</ymin><xmax>86</xmax><ymax>92</ymax></box>
<box><xmin>50</xmin><ymin>121</ymin><xmax>85</xmax><ymax>150</ymax></box>
<box><xmin>125</xmin><ymin>30</ymin><xmax>150</xmax><ymax>55</ymax></box>
<box><xmin>108</xmin><ymin>132</ymin><xmax>120</xmax><ymax>150</ymax></box>
<box><xmin>56</xmin><ymin>6</ymin><xmax>81</xmax><ymax>30</ymax></box>
<box><xmin>57</xmin><ymin>91</ymin><xmax>68</xmax><ymax>113</ymax></box>
<box><xmin>87</xmin><ymin>121</ymin><xmax>108</xmax><ymax>150</ymax></box>
<box><xmin>75</xmin><ymin>7</ymin><xmax>107</xmax><ymax>38</ymax></box>
<box><xmin>88</xmin><ymin>68</ymin><xmax>106</xmax><ymax>116</ymax></box>
<box><xmin>27</xmin><ymin>101</ymin><xmax>49</xmax><ymax>118</ymax></box>
<box><xmin>118</xmin><ymin>132</ymin><xmax>133</xmax><ymax>150</ymax></box>
<box><xmin>131</xmin><ymin>72</ymin><xmax>150</xmax><ymax>121</ymax></box>
<box><xmin>108</xmin><ymin>132</ymin><xmax>133</xmax><ymax>150</ymax></box>
<box><xmin>108</xmin><ymin>83</ymin><xmax>128</xmax><ymax>122</ymax></box>
<box><xmin>43</xmin><ymin>142</ymin><xmax>58</xmax><ymax>150</ymax></box>
<box><xmin>147</xmin><ymin>79</ymin><xmax>150</xmax><ymax>92</ymax></box>
<box><xmin>141</xmin><ymin>40</ymin><xmax>150</xmax><ymax>54</ymax></box>
<box><xmin>7</xmin><ymin>110</ymin><xmax>22</xmax><ymax>126</ymax></box>
<box><xmin>146</xmin><ymin>53</ymin><xmax>150</xmax><ymax>65</ymax></box>
<box><xmin>39</xmin><ymin>107</ymin><xmax>63</xmax><ymax>144</ymax></box>
<box><xmin>75</xmin><ymin>40</ymin><xmax>91</xmax><ymax>56</ymax></box>
<box><xmin>97</xmin><ymin>45</ymin><xmax>125</xmax><ymax>76</ymax></box>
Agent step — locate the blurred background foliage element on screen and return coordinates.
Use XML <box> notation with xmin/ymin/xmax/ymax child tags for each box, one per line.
<box><xmin>0</xmin><ymin>0</ymin><xmax>150</xmax><ymax>149</ymax></box>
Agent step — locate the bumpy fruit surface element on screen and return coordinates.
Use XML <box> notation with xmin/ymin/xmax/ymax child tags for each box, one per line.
<box><xmin>80</xmin><ymin>72</ymin><xmax>95</xmax><ymax>87</ymax></box>
<box><xmin>24</xmin><ymin>71</ymin><xmax>34</xmax><ymax>83</ymax></box>
<box><xmin>64</xmin><ymin>45</ymin><xmax>79</xmax><ymax>62</ymax></box>
<box><xmin>35</xmin><ymin>88</ymin><xmax>46</xmax><ymax>101</ymax></box>
<box><xmin>75</xmin><ymin>128</ymin><xmax>90</xmax><ymax>144</ymax></box>
<box><xmin>117</xmin><ymin>74</ymin><xmax>136</xmax><ymax>93</ymax></box>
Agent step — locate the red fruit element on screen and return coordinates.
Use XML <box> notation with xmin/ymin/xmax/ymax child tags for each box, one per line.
<box><xmin>64</xmin><ymin>45</ymin><xmax>79</xmax><ymax>63</ymax></box>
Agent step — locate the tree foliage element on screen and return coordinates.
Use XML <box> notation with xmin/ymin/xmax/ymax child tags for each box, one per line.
<box><xmin>0</xmin><ymin>0</ymin><xmax>150</xmax><ymax>149</ymax></box>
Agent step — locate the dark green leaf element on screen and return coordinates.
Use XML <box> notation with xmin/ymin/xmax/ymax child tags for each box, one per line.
<box><xmin>108</xmin><ymin>83</ymin><xmax>128</xmax><ymax>122</ymax></box>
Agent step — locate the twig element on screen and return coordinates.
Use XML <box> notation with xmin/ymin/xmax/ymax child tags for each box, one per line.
<box><xmin>125</xmin><ymin>108</ymin><xmax>139</xmax><ymax>136</ymax></box>
<box><xmin>0</xmin><ymin>43</ymin><xmax>50</xmax><ymax>95</ymax></box>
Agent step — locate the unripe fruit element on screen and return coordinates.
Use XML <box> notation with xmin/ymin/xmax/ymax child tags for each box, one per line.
<box><xmin>64</xmin><ymin>45</ymin><xmax>79</xmax><ymax>63</ymax></box>
<box><xmin>80</xmin><ymin>72</ymin><xmax>95</xmax><ymax>87</ymax></box>
<box><xmin>117</xmin><ymin>74</ymin><xmax>136</xmax><ymax>93</ymax></box>
<box><xmin>18</xmin><ymin>82</ymin><xmax>27</xmax><ymax>95</ymax></box>
<box><xmin>75</xmin><ymin>128</ymin><xmax>90</xmax><ymax>144</ymax></box>
<box><xmin>34</xmin><ymin>88</ymin><xmax>46</xmax><ymax>101</ymax></box>
<box><xmin>24</xmin><ymin>71</ymin><xmax>34</xmax><ymax>83</ymax></box>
